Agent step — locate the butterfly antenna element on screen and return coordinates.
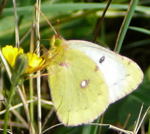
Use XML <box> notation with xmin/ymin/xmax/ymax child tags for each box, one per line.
<box><xmin>37</xmin><ymin>7</ymin><xmax>58</xmax><ymax>35</ymax></box>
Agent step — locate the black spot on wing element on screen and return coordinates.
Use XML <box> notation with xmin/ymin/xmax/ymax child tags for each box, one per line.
<box><xmin>99</xmin><ymin>56</ymin><xmax>105</xmax><ymax>63</ymax></box>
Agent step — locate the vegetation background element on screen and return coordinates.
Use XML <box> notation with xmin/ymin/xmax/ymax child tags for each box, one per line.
<box><xmin>0</xmin><ymin>0</ymin><xmax>150</xmax><ymax>134</ymax></box>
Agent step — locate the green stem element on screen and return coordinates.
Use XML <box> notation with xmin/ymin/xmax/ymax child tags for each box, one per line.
<box><xmin>3</xmin><ymin>84</ymin><xmax>16</xmax><ymax>134</ymax></box>
<box><xmin>29</xmin><ymin>74</ymin><xmax>34</xmax><ymax>125</ymax></box>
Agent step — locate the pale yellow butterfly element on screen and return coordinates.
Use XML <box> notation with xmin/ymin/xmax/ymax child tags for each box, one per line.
<box><xmin>47</xmin><ymin>37</ymin><xmax>143</xmax><ymax>126</ymax></box>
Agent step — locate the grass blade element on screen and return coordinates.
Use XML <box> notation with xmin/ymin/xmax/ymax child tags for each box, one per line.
<box><xmin>129</xmin><ymin>26</ymin><xmax>150</xmax><ymax>35</ymax></box>
<box><xmin>114</xmin><ymin>0</ymin><xmax>139</xmax><ymax>52</ymax></box>
<box><xmin>3</xmin><ymin>3</ymin><xmax>150</xmax><ymax>17</ymax></box>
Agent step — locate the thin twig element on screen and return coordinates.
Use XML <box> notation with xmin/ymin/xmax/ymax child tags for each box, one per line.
<box><xmin>133</xmin><ymin>104</ymin><xmax>144</xmax><ymax>133</ymax></box>
<box><xmin>10</xmin><ymin>108</ymin><xmax>28</xmax><ymax>128</ymax></box>
<box><xmin>42</xmin><ymin>123</ymin><xmax>63</xmax><ymax>134</ymax></box>
<box><xmin>134</xmin><ymin>106</ymin><xmax>150</xmax><ymax>134</ymax></box>
<box><xmin>93</xmin><ymin>0</ymin><xmax>112</xmax><ymax>42</ymax></box>
<box><xmin>19</xmin><ymin>25</ymin><xmax>33</xmax><ymax>46</ymax></box>
<box><xmin>0</xmin><ymin>98</ymin><xmax>52</xmax><ymax>115</ymax></box>
<box><xmin>17</xmin><ymin>87</ymin><xmax>35</xmax><ymax>134</ymax></box>
<box><xmin>119</xmin><ymin>113</ymin><xmax>131</xmax><ymax>134</ymax></box>
<box><xmin>42</xmin><ymin>123</ymin><xmax>133</xmax><ymax>134</ymax></box>
<box><xmin>0</xmin><ymin>121</ymin><xmax>27</xmax><ymax>129</ymax></box>
<box><xmin>35</xmin><ymin>0</ymin><xmax>42</xmax><ymax>133</ymax></box>
<box><xmin>0</xmin><ymin>99</ymin><xmax>35</xmax><ymax>115</ymax></box>
<box><xmin>12</xmin><ymin>0</ymin><xmax>20</xmax><ymax>47</ymax></box>
<box><xmin>29</xmin><ymin>24</ymin><xmax>35</xmax><ymax>130</ymax></box>
<box><xmin>0</xmin><ymin>50</ymin><xmax>11</xmax><ymax>78</ymax></box>
<box><xmin>42</xmin><ymin>109</ymin><xmax>54</xmax><ymax>130</ymax></box>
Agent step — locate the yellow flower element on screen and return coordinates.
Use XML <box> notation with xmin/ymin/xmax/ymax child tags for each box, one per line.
<box><xmin>26</xmin><ymin>53</ymin><xmax>45</xmax><ymax>73</ymax></box>
<box><xmin>2</xmin><ymin>45</ymin><xmax>24</xmax><ymax>67</ymax></box>
<box><xmin>2</xmin><ymin>45</ymin><xmax>45</xmax><ymax>74</ymax></box>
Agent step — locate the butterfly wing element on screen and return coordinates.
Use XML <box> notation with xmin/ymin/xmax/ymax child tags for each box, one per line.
<box><xmin>67</xmin><ymin>40</ymin><xmax>144</xmax><ymax>103</ymax></box>
<box><xmin>48</xmin><ymin>47</ymin><xmax>109</xmax><ymax>126</ymax></box>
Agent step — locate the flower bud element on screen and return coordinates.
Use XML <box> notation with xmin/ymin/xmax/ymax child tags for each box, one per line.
<box><xmin>11</xmin><ymin>54</ymin><xmax>28</xmax><ymax>85</ymax></box>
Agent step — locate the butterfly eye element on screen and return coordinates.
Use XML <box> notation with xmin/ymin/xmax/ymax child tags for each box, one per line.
<box><xmin>99</xmin><ymin>56</ymin><xmax>105</xmax><ymax>63</ymax></box>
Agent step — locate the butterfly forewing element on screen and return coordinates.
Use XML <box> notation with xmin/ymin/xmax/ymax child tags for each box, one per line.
<box><xmin>68</xmin><ymin>40</ymin><xmax>143</xmax><ymax>103</ymax></box>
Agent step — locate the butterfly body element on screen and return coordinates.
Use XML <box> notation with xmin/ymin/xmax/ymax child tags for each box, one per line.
<box><xmin>47</xmin><ymin>38</ymin><xmax>143</xmax><ymax>126</ymax></box>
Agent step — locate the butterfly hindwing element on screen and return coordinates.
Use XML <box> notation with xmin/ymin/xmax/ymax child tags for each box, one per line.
<box><xmin>48</xmin><ymin>47</ymin><xmax>109</xmax><ymax>126</ymax></box>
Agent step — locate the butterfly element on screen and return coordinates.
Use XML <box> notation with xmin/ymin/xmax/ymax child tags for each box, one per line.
<box><xmin>47</xmin><ymin>37</ymin><xmax>143</xmax><ymax>126</ymax></box>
